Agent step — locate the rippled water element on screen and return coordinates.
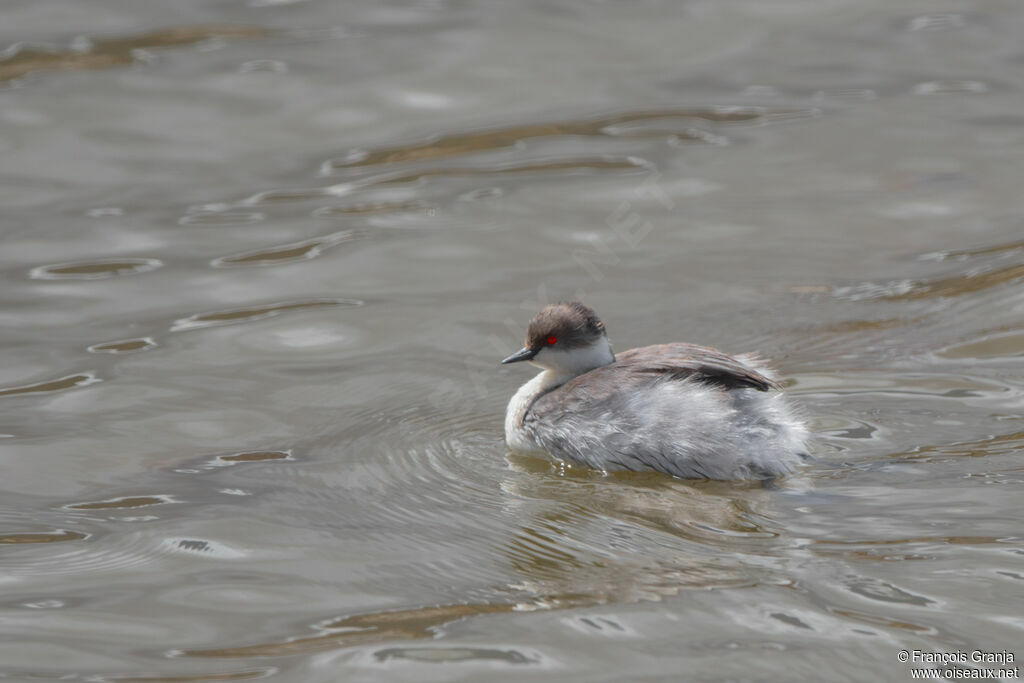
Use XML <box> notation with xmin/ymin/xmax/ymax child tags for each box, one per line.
<box><xmin>2</xmin><ymin>1</ymin><xmax>1024</xmax><ymax>681</ymax></box>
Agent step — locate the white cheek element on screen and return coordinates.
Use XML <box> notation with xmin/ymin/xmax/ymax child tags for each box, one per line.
<box><xmin>527</xmin><ymin>346</ymin><xmax>550</xmax><ymax>369</ymax></box>
<box><xmin>526</xmin><ymin>340</ymin><xmax>614</xmax><ymax>374</ymax></box>
<box><xmin>530</xmin><ymin>346</ymin><xmax>574</xmax><ymax>371</ymax></box>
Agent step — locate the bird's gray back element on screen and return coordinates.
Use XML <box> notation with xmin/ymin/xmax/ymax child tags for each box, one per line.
<box><xmin>522</xmin><ymin>344</ymin><xmax>804</xmax><ymax>479</ymax></box>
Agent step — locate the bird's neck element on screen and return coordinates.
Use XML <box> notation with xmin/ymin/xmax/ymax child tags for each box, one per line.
<box><xmin>504</xmin><ymin>338</ymin><xmax>615</xmax><ymax>438</ymax></box>
<box><xmin>504</xmin><ymin>369</ymin><xmax>570</xmax><ymax>449</ymax></box>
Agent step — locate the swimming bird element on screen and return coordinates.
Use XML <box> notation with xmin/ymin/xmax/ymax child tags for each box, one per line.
<box><xmin>502</xmin><ymin>302</ymin><xmax>808</xmax><ymax>480</ymax></box>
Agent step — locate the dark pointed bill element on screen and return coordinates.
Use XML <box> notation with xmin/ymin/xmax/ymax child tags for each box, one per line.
<box><xmin>501</xmin><ymin>347</ymin><xmax>537</xmax><ymax>364</ymax></box>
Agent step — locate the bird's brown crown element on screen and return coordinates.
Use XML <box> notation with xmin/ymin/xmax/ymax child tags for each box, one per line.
<box><xmin>525</xmin><ymin>301</ymin><xmax>606</xmax><ymax>351</ymax></box>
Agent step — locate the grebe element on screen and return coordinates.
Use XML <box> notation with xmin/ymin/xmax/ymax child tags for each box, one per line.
<box><xmin>502</xmin><ymin>302</ymin><xmax>808</xmax><ymax>480</ymax></box>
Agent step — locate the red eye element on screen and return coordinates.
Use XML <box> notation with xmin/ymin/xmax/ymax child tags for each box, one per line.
<box><xmin>547</xmin><ymin>336</ymin><xmax>557</xmax><ymax>345</ymax></box>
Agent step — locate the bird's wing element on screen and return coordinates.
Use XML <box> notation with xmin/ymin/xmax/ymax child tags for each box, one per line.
<box><xmin>613</xmin><ymin>343</ymin><xmax>779</xmax><ymax>392</ymax></box>
<box><xmin>520</xmin><ymin>345</ymin><xmax>779</xmax><ymax>475</ymax></box>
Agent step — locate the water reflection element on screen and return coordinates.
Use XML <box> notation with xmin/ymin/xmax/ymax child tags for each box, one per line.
<box><xmin>29</xmin><ymin>258</ymin><xmax>163</xmax><ymax>280</ymax></box>
<box><xmin>178</xmin><ymin>461</ymin><xmax>791</xmax><ymax>661</ymax></box>
<box><xmin>0</xmin><ymin>529</ymin><xmax>89</xmax><ymax>544</ymax></box>
<box><xmin>170</xmin><ymin>299</ymin><xmax>363</xmax><ymax>332</ymax></box>
<box><xmin>325</xmin><ymin>107</ymin><xmax>775</xmax><ymax>170</ymax></box>
<box><xmin>0</xmin><ymin>25</ymin><xmax>270</xmax><ymax>84</ymax></box>
<box><xmin>211</xmin><ymin>230</ymin><xmax>364</xmax><ymax>268</ymax></box>
<box><xmin>182</xmin><ymin>603</ymin><xmax>519</xmax><ymax>658</ymax></box>
<box><xmin>0</xmin><ymin>372</ymin><xmax>100</xmax><ymax>397</ymax></box>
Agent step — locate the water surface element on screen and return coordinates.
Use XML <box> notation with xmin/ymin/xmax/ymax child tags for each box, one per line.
<box><xmin>2</xmin><ymin>0</ymin><xmax>1023</xmax><ymax>680</ymax></box>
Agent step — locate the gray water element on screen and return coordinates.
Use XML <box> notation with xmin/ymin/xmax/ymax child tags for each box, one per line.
<box><xmin>2</xmin><ymin>1</ymin><xmax>1023</xmax><ymax>681</ymax></box>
